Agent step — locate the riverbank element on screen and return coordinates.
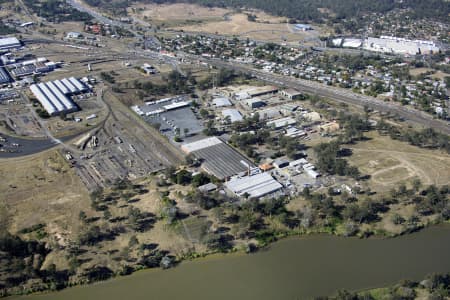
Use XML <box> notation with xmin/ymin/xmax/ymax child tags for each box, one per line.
<box><xmin>9</xmin><ymin>224</ymin><xmax>450</xmax><ymax>300</ymax></box>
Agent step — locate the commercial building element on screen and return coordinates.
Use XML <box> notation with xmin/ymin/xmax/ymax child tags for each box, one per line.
<box><xmin>0</xmin><ymin>37</ymin><xmax>21</xmax><ymax>51</ymax></box>
<box><xmin>257</xmin><ymin>108</ymin><xmax>282</xmax><ymax>120</ymax></box>
<box><xmin>66</xmin><ymin>32</ymin><xmax>82</xmax><ymax>39</ymax></box>
<box><xmin>226</xmin><ymin>172</ymin><xmax>283</xmax><ymax>199</ymax></box>
<box><xmin>222</xmin><ymin>109</ymin><xmax>243</xmax><ymax>123</ymax></box>
<box><xmin>234</xmin><ymin>86</ymin><xmax>278</xmax><ymax>100</ymax></box>
<box><xmin>280</xmin><ymin>89</ymin><xmax>303</xmax><ymax>100</ymax></box>
<box><xmin>213</xmin><ymin>97</ymin><xmax>232</xmax><ymax>107</ymax></box>
<box><xmin>29</xmin><ymin>77</ymin><xmax>87</xmax><ymax>116</ymax></box>
<box><xmin>245</xmin><ymin>98</ymin><xmax>266</xmax><ymax>109</ymax></box>
<box><xmin>181</xmin><ymin>137</ymin><xmax>255</xmax><ymax>180</ymax></box>
<box><xmin>295</xmin><ymin>24</ymin><xmax>312</xmax><ymax>31</ymax></box>
<box><xmin>363</xmin><ymin>36</ymin><xmax>440</xmax><ymax>55</ymax></box>
<box><xmin>267</xmin><ymin>117</ymin><xmax>296</xmax><ymax>129</ymax></box>
<box><xmin>247</xmin><ymin>86</ymin><xmax>278</xmax><ymax>98</ymax></box>
<box><xmin>273</xmin><ymin>158</ymin><xmax>290</xmax><ymax>169</ymax></box>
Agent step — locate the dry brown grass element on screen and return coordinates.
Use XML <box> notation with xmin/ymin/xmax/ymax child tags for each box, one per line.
<box><xmin>130</xmin><ymin>3</ymin><xmax>230</xmax><ymax>21</ymax></box>
<box><xmin>0</xmin><ymin>150</ymin><xmax>90</xmax><ymax>240</ymax></box>
<box><xmin>174</xmin><ymin>13</ymin><xmax>320</xmax><ymax>45</ymax></box>
<box><xmin>348</xmin><ymin>132</ymin><xmax>450</xmax><ymax>193</ymax></box>
<box><xmin>409</xmin><ymin>68</ymin><xmax>450</xmax><ymax>80</ymax></box>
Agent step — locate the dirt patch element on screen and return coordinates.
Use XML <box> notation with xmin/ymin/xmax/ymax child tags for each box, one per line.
<box><xmin>348</xmin><ymin>132</ymin><xmax>450</xmax><ymax>192</ymax></box>
<box><xmin>174</xmin><ymin>13</ymin><xmax>320</xmax><ymax>45</ymax></box>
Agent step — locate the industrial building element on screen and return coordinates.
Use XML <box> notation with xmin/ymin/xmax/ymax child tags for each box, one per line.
<box><xmin>234</xmin><ymin>86</ymin><xmax>278</xmax><ymax>100</ymax></box>
<box><xmin>213</xmin><ymin>97</ymin><xmax>232</xmax><ymax>107</ymax></box>
<box><xmin>226</xmin><ymin>172</ymin><xmax>283</xmax><ymax>199</ymax></box>
<box><xmin>29</xmin><ymin>77</ymin><xmax>87</xmax><ymax>116</ymax></box>
<box><xmin>257</xmin><ymin>108</ymin><xmax>282</xmax><ymax>120</ymax></box>
<box><xmin>245</xmin><ymin>98</ymin><xmax>266</xmax><ymax>109</ymax></box>
<box><xmin>363</xmin><ymin>36</ymin><xmax>440</xmax><ymax>55</ymax></box>
<box><xmin>294</xmin><ymin>24</ymin><xmax>312</xmax><ymax>31</ymax></box>
<box><xmin>222</xmin><ymin>109</ymin><xmax>243</xmax><ymax>123</ymax></box>
<box><xmin>0</xmin><ymin>37</ymin><xmax>21</xmax><ymax>51</ymax></box>
<box><xmin>0</xmin><ymin>67</ymin><xmax>12</xmax><ymax>85</ymax></box>
<box><xmin>267</xmin><ymin>117</ymin><xmax>296</xmax><ymax>129</ymax></box>
<box><xmin>273</xmin><ymin>158</ymin><xmax>290</xmax><ymax>169</ymax></box>
<box><xmin>8</xmin><ymin>57</ymin><xmax>58</xmax><ymax>78</ymax></box>
<box><xmin>181</xmin><ymin>137</ymin><xmax>255</xmax><ymax>180</ymax></box>
<box><xmin>280</xmin><ymin>89</ymin><xmax>303</xmax><ymax>100</ymax></box>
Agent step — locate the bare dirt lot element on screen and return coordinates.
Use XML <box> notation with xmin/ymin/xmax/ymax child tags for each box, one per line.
<box><xmin>348</xmin><ymin>132</ymin><xmax>450</xmax><ymax>193</ymax></box>
<box><xmin>175</xmin><ymin>13</ymin><xmax>320</xmax><ymax>45</ymax></box>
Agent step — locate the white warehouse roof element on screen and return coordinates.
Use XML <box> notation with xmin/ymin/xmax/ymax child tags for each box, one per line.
<box><xmin>29</xmin><ymin>77</ymin><xmax>86</xmax><ymax>116</ymax></box>
<box><xmin>181</xmin><ymin>137</ymin><xmax>223</xmax><ymax>153</ymax></box>
<box><xmin>222</xmin><ymin>109</ymin><xmax>243</xmax><ymax>123</ymax></box>
<box><xmin>267</xmin><ymin>117</ymin><xmax>296</xmax><ymax>129</ymax></box>
<box><xmin>0</xmin><ymin>37</ymin><xmax>21</xmax><ymax>50</ymax></box>
<box><xmin>226</xmin><ymin>173</ymin><xmax>283</xmax><ymax>199</ymax></box>
<box><xmin>213</xmin><ymin>97</ymin><xmax>232</xmax><ymax>107</ymax></box>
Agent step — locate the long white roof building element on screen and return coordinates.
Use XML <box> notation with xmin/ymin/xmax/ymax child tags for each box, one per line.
<box><xmin>29</xmin><ymin>77</ymin><xmax>87</xmax><ymax>116</ymax></box>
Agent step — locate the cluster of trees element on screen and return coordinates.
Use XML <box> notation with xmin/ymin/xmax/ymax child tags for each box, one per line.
<box><xmin>0</xmin><ymin>22</ymin><xmax>17</xmax><ymax>35</ymax></box>
<box><xmin>23</xmin><ymin>0</ymin><xmax>92</xmax><ymax>22</ymax></box>
<box><xmin>197</xmin><ymin>68</ymin><xmax>238</xmax><ymax>90</ymax></box>
<box><xmin>315</xmin><ymin>273</ymin><xmax>450</xmax><ymax>300</ymax></box>
<box><xmin>0</xmin><ymin>231</ymin><xmax>63</xmax><ymax>295</ymax></box>
<box><xmin>131</xmin><ymin>70</ymin><xmax>193</xmax><ymax>98</ymax></box>
<box><xmin>83</xmin><ymin>0</ymin><xmax>130</xmax><ymax>16</ymax></box>
<box><xmin>100</xmin><ymin>72</ymin><xmax>115</xmax><ymax>84</ymax></box>
<box><xmin>314</xmin><ymin>141</ymin><xmax>360</xmax><ymax>179</ymax></box>
<box><xmin>184</xmin><ymin>190</ymin><xmax>222</xmax><ymax>210</ymax></box>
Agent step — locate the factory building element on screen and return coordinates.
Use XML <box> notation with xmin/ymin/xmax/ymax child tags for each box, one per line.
<box><xmin>0</xmin><ymin>67</ymin><xmax>12</xmax><ymax>85</ymax></box>
<box><xmin>0</xmin><ymin>37</ymin><xmax>22</xmax><ymax>51</ymax></box>
<box><xmin>213</xmin><ymin>97</ymin><xmax>232</xmax><ymax>107</ymax></box>
<box><xmin>267</xmin><ymin>117</ymin><xmax>297</xmax><ymax>129</ymax></box>
<box><xmin>181</xmin><ymin>137</ymin><xmax>255</xmax><ymax>180</ymax></box>
<box><xmin>280</xmin><ymin>89</ymin><xmax>303</xmax><ymax>100</ymax></box>
<box><xmin>245</xmin><ymin>98</ymin><xmax>266</xmax><ymax>109</ymax></box>
<box><xmin>294</xmin><ymin>24</ymin><xmax>312</xmax><ymax>31</ymax></box>
<box><xmin>29</xmin><ymin>77</ymin><xmax>87</xmax><ymax>116</ymax></box>
<box><xmin>226</xmin><ymin>172</ymin><xmax>283</xmax><ymax>199</ymax></box>
<box><xmin>222</xmin><ymin>109</ymin><xmax>243</xmax><ymax>123</ymax></box>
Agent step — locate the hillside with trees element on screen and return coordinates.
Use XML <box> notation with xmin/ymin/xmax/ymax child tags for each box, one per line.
<box><xmin>88</xmin><ymin>0</ymin><xmax>450</xmax><ymax>22</ymax></box>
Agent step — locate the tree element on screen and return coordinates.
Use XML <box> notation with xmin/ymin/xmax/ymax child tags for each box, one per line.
<box><xmin>176</xmin><ymin>170</ymin><xmax>192</xmax><ymax>185</ymax></box>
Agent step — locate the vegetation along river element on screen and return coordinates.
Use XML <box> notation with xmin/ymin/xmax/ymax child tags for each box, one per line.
<box><xmin>15</xmin><ymin>225</ymin><xmax>450</xmax><ymax>300</ymax></box>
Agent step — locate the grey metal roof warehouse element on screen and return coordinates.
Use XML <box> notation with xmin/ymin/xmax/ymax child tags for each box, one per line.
<box><xmin>0</xmin><ymin>67</ymin><xmax>12</xmax><ymax>84</ymax></box>
<box><xmin>226</xmin><ymin>172</ymin><xmax>283</xmax><ymax>199</ymax></box>
<box><xmin>29</xmin><ymin>77</ymin><xmax>87</xmax><ymax>116</ymax></box>
<box><xmin>181</xmin><ymin>137</ymin><xmax>255</xmax><ymax>180</ymax></box>
<box><xmin>0</xmin><ymin>37</ymin><xmax>21</xmax><ymax>50</ymax></box>
<box><xmin>222</xmin><ymin>109</ymin><xmax>243</xmax><ymax>123</ymax></box>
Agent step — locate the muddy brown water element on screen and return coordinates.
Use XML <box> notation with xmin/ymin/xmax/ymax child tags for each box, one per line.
<box><xmin>14</xmin><ymin>225</ymin><xmax>450</xmax><ymax>300</ymax></box>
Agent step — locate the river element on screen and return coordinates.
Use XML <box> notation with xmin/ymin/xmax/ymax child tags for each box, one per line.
<box><xmin>14</xmin><ymin>225</ymin><xmax>450</xmax><ymax>300</ymax></box>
